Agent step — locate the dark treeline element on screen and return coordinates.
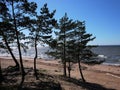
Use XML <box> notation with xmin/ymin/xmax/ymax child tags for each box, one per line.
<box><xmin>0</xmin><ymin>0</ymin><xmax>95</xmax><ymax>87</ymax></box>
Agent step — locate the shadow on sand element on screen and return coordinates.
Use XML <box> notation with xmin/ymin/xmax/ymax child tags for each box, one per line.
<box><xmin>0</xmin><ymin>67</ymin><xmax>62</xmax><ymax>90</ymax></box>
<box><xmin>60</xmin><ymin>76</ymin><xmax>116</xmax><ymax>90</ymax></box>
<box><xmin>0</xmin><ymin>66</ymin><xmax>116</xmax><ymax>90</ymax></box>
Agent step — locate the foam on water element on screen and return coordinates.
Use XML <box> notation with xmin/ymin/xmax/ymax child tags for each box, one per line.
<box><xmin>92</xmin><ymin>45</ymin><xmax>120</xmax><ymax>66</ymax></box>
<box><xmin>1</xmin><ymin>45</ymin><xmax>120</xmax><ymax>66</ymax></box>
<box><xmin>0</xmin><ymin>46</ymin><xmax>53</xmax><ymax>60</ymax></box>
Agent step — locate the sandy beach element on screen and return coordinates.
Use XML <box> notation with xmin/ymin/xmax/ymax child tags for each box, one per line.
<box><xmin>0</xmin><ymin>57</ymin><xmax>120</xmax><ymax>90</ymax></box>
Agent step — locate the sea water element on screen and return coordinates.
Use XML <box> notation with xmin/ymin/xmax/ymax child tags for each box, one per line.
<box><xmin>0</xmin><ymin>45</ymin><xmax>120</xmax><ymax>66</ymax></box>
<box><xmin>0</xmin><ymin>47</ymin><xmax>52</xmax><ymax>60</ymax></box>
<box><xmin>92</xmin><ymin>45</ymin><xmax>120</xmax><ymax>66</ymax></box>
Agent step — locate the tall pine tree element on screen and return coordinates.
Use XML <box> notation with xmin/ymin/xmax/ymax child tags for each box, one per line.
<box><xmin>48</xmin><ymin>13</ymin><xmax>76</xmax><ymax>76</ymax></box>
<box><xmin>0</xmin><ymin>1</ymin><xmax>20</xmax><ymax>70</ymax></box>
<box><xmin>0</xmin><ymin>0</ymin><xmax>37</xmax><ymax>85</ymax></box>
<box><xmin>48</xmin><ymin>19</ymin><xmax>95</xmax><ymax>80</ymax></box>
<box><xmin>28</xmin><ymin>3</ymin><xmax>56</xmax><ymax>79</ymax></box>
<box><xmin>74</xmin><ymin>21</ymin><xmax>95</xmax><ymax>82</ymax></box>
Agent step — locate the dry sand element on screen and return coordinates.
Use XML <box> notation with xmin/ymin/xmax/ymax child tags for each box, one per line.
<box><xmin>0</xmin><ymin>57</ymin><xmax>120</xmax><ymax>90</ymax></box>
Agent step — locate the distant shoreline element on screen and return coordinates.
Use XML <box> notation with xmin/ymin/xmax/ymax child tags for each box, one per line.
<box><xmin>0</xmin><ymin>56</ymin><xmax>120</xmax><ymax>66</ymax></box>
<box><xmin>97</xmin><ymin>45</ymin><xmax>120</xmax><ymax>47</ymax></box>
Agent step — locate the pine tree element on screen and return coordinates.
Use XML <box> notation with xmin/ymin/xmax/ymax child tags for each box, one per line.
<box><xmin>0</xmin><ymin>1</ymin><xmax>20</xmax><ymax>70</ymax></box>
<box><xmin>65</xmin><ymin>40</ymin><xmax>76</xmax><ymax>78</ymax></box>
<box><xmin>48</xmin><ymin>13</ymin><xmax>76</xmax><ymax>77</ymax></box>
<box><xmin>74</xmin><ymin>21</ymin><xmax>95</xmax><ymax>82</ymax></box>
<box><xmin>48</xmin><ymin>20</ymin><xmax>95</xmax><ymax>81</ymax></box>
<box><xmin>0</xmin><ymin>0</ymin><xmax>37</xmax><ymax>85</ymax></box>
<box><xmin>28</xmin><ymin>3</ymin><xmax>56</xmax><ymax>79</ymax></box>
<box><xmin>0</xmin><ymin>22</ymin><xmax>20</xmax><ymax>70</ymax></box>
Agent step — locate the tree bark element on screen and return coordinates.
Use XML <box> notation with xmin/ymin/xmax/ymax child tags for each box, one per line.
<box><xmin>1</xmin><ymin>31</ymin><xmax>20</xmax><ymax>70</ymax></box>
<box><xmin>11</xmin><ymin>0</ymin><xmax>25</xmax><ymax>85</ymax></box>
<box><xmin>78</xmin><ymin>55</ymin><xmax>86</xmax><ymax>82</ymax></box>
<box><xmin>63</xmin><ymin>30</ymin><xmax>67</xmax><ymax>76</ymax></box>
<box><xmin>63</xmin><ymin>60</ymin><xmax>67</xmax><ymax>76</ymax></box>
<box><xmin>34</xmin><ymin>36</ymin><xmax>38</xmax><ymax>79</ymax></box>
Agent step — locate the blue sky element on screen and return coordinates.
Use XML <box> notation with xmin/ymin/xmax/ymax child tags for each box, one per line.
<box><xmin>30</xmin><ymin>0</ymin><xmax>120</xmax><ymax>45</ymax></box>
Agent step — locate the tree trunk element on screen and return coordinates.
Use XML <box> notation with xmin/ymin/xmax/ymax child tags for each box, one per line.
<box><xmin>78</xmin><ymin>55</ymin><xmax>86</xmax><ymax>82</ymax></box>
<box><xmin>63</xmin><ymin>60</ymin><xmax>67</xmax><ymax>76</ymax></box>
<box><xmin>63</xmin><ymin>30</ymin><xmax>67</xmax><ymax>76</ymax></box>
<box><xmin>34</xmin><ymin>37</ymin><xmax>38</xmax><ymax>79</ymax></box>
<box><xmin>1</xmin><ymin>31</ymin><xmax>20</xmax><ymax>70</ymax></box>
<box><xmin>5</xmin><ymin>43</ymin><xmax>20</xmax><ymax>70</ymax></box>
<box><xmin>11</xmin><ymin>0</ymin><xmax>25</xmax><ymax>85</ymax></box>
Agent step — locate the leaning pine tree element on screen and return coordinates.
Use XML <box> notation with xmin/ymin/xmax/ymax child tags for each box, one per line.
<box><xmin>0</xmin><ymin>0</ymin><xmax>37</xmax><ymax>85</ymax></box>
<box><xmin>0</xmin><ymin>1</ymin><xmax>20</xmax><ymax>70</ymax></box>
<box><xmin>74</xmin><ymin>21</ymin><xmax>95</xmax><ymax>82</ymax></box>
